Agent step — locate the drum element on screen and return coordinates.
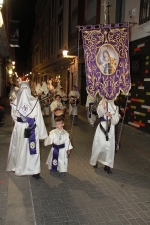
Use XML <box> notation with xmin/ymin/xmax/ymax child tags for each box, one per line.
<box><xmin>61</xmin><ymin>96</ymin><xmax>68</xmax><ymax>103</ymax></box>
<box><xmin>54</xmin><ymin>108</ymin><xmax>64</xmax><ymax>118</ymax></box>
<box><xmin>70</xmin><ymin>98</ymin><xmax>79</xmax><ymax>106</ymax></box>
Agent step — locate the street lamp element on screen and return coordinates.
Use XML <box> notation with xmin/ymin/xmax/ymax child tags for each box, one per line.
<box><xmin>12</xmin><ymin>61</ymin><xmax>15</xmax><ymax>70</ymax></box>
<box><xmin>62</xmin><ymin>47</ymin><xmax>78</xmax><ymax>92</ymax></box>
<box><xmin>62</xmin><ymin>46</ymin><xmax>68</xmax><ymax>57</ymax></box>
<box><xmin>62</xmin><ymin>47</ymin><xmax>77</xmax><ymax>59</ymax></box>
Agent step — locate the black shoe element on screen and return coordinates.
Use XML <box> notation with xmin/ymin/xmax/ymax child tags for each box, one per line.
<box><xmin>106</xmin><ymin>166</ymin><xmax>112</xmax><ymax>174</ymax></box>
<box><xmin>32</xmin><ymin>174</ymin><xmax>42</xmax><ymax>179</ymax></box>
<box><xmin>93</xmin><ymin>162</ymin><xmax>98</xmax><ymax>168</ymax></box>
<box><xmin>60</xmin><ymin>172</ymin><xmax>66</xmax><ymax>176</ymax></box>
<box><xmin>104</xmin><ymin>165</ymin><xmax>107</xmax><ymax>172</ymax></box>
<box><xmin>50</xmin><ymin>169</ymin><xmax>58</xmax><ymax>173</ymax></box>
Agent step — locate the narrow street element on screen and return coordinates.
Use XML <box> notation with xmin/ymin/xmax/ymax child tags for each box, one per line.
<box><xmin>0</xmin><ymin>98</ymin><xmax>150</xmax><ymax>225</ymax></box>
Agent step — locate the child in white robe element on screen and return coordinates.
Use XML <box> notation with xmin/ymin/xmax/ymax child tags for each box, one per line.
<box><xmin>57</xmin><ymin>87</ymin><xmax>68</xmax><ymax>112</ymax></box>
<box><xmin>44</xmin><ymin>117</ymin><xmax>73</xmax><ymax>174</ymax></box>
<box><xmin>50</xmin><ymin>94</ymin><xmax>64</xmax><ymax>127</ymax></box>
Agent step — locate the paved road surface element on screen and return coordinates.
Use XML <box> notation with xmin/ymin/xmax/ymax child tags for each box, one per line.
<box><xmin>0</xmin><ymin>98</ymin><xmax>150</xmax><ymax>225</ymax></box>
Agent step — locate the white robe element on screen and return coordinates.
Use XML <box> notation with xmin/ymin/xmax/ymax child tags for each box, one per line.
<box><xmin>56</xmin><ymin>90</ymin><xmax>67</xmax><ymax>108</ymax></box>
<box><xmin>9</xmin><ymin>87</ymin><xmax>19</xmax><ymax>102</ymax></box>
<box><xmin>7</xmin><ymin>100</ymin><xmax>48</xmax><ymax>176</ymax></box>
<box><xmin>85</xmin><ymin>93</ymin><xmax>96</xmax><ymax>126</ymax></box>
<box><xmin>35</xmin><ymin>83</ymin><xmax>43</xmax><ymax>95</ymax></box>
<box><xmin>50</xmin><ymin>100</ymin><xmax>64</xmax><ymax>127</ymax></box>
<box><xmin>44</xmin><ymin>128</ymin><xmax>73</xmax><ymax>172</ymax></box>
<box><xmin>41</xmin><ymin>81</ymin><xmax>49</xmax><ymax>95</ymax></box>
<box><xmin>68</xmin><ymin>90</ymin><xmax>80</xmax><ymax>116</ymax></box>
<box><xmin>90</xmin><ymin>101</ymin><xmax>120</xmax><ymax>168</ymax></box>
<box><xmin>41</xmin><ymin>93</ymin><xmax>50</xmax><ymax>116</ymax></box>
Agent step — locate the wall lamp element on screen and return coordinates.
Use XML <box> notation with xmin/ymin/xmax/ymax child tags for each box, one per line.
<box><xmin>62</xmin><ymin>46</ymin><xmax>77</xmax><ymax>59</ymax></box>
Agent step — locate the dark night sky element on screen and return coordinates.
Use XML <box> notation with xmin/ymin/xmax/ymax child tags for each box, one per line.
<box><xmin>11</xmin><ymin>0</ymin><xmax>37</xmax><ymax>74</ymax></box>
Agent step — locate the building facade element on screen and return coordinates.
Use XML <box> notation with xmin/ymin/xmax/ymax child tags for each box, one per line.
<box><xmin>0</xmin><ymin>0</ymin><xmax>11</xmax><ymax>98</ymax></box>
<box><xmin>31</xmin><ymin>0</ymin><xmax>150</xmax><ymax>133</ymax></box>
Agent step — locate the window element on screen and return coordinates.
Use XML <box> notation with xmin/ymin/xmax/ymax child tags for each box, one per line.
<box><xmin>139</xmin><ymin>0</ymin><xmax>150</xmax><ymax>25</ymax></box>
<box><xmin>115</xmin><ymin>0</ymin><xmax>125</xmax><ymax>23</ymax></box>
<box><xmin>43</xmin><ymin>44</ymin><xmax>45</xmax><ymax>59</ymax></box>
<box><xmin>86</xmin><ymin>0</ymin><xmax>96</xmax><ymax>24</ymax></box>
<box><xmin>59</xmin><ymin>0</ymin><xmax>62</xmax><ymax>7</ymax></box>
<box><xmin>36</xmin><ymin>53</ymin><xmax>38</xmax><ymax>66</ymax></box>
<box><xmin>58</xmin><ymin>23</ymin><xmax>62</xmax><ymax>50</ymax></box>
<box><xmin>51</xmin><ymin>0</ymin><xmax>54</xmax><ymax>21</ymax></box>
<box><xmin>50</xmin><ymin>33</ymin><xmax>54</xmax><ymax>56</ymax></box>
<box><xmin>45</xmin><ymin>41</ymin><xmax>48</xmax><ymax>58</ymax></box>
<box><xmin>40</xmin><ymin>49</ymin><xmax>42</xmax><ymax>63</ymax></box>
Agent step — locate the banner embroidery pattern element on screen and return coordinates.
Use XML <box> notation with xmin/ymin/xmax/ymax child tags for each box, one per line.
<box><xmin>82</xmin><ymin>27</ymin><xmax>131</xmax><ymax>100</ymax></box>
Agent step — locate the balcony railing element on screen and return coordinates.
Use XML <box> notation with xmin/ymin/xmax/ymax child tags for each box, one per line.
<box><xmin>139</xmin><ymin>0</ymin><xmax>150</xmax><ymax>25</ymax></box>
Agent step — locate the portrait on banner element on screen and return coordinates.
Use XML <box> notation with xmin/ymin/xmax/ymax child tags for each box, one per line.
<box><xmin>96</xmin><ymin>44</ymin><xmax>119</xmax><ymax>75</ymax></box>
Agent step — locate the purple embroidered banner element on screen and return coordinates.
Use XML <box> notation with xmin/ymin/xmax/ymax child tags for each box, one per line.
<box><xmin>81</xmin><ymin>24</ymin><xmax>131</xmax><ymax>100</ymax></box>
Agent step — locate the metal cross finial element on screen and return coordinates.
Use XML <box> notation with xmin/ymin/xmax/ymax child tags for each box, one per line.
<box><xmin>102</xmin><ymin>1</ymin><xmax>112</xmax><ymax>25</ymax></box>
<box><xmin>107</xmin><ymin>2</ymin><xmax>112</xmax><ymax>24</ymax></box>
<box><xmin>103</xmin><ymin>0</ymin><xmax>107</xmax><ymax>25</ymax></box>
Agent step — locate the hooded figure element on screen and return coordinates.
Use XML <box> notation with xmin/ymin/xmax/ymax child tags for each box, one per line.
<box><xmin>90</xmin><ymin>98</ymin><xmax>120</xmax><ymax>173</ymax></box>
<box><xmin>6</xmin><ymin>81</ymin><xmax>48</xmax><ymax>179</ymax></box>
<box><xmin>55</xmin><ymin>81</ymin><xmax>62</xmax><ymax>92</ymax></box>
<box><xmin>35</xmin><ymin>83</ymin><xmax>43</xmax><ymax>96</ymax></box>
<box><xmin>9</xmin><ymin>84</ymin><xmax>19</xmax><ymax>102</ymax></box>
<box><xmin>42</xmin><ymin>81</ymin><xmax>49</xmax><ymax>95</ymax></box>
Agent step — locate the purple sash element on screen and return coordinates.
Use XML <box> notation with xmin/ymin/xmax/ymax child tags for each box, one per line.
<box><xmin>51</xmin><ymin>143</ymin><xmax>65</xmax><ymax>172</ymax></box>
<box><xmin>26</xmin><ymin>117</ymin><xmax>36</xmax><ymax>155</ymax></box>
<box><xmin>89</xmin><ymin>102</ymin><xmax>94</xmax><ymax>118</ymax></box>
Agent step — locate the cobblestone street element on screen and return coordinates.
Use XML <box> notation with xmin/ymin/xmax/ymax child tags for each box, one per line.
<box><xmin>0</xmin><ymin>99</ymin><xmax>150</xmax><ymax>225</ymax></box>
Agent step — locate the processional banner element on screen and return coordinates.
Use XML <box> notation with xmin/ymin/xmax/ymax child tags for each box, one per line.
<box><xmin>81</xmin><ymin>23</ymin><xmax>131</xmax><ymax>100</ymax></box>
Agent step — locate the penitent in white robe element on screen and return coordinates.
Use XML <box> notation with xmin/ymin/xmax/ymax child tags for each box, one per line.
<box><xmin>7</xmin><ymin>93</ymin><xmax>48</xmax><ymax>176</ymax></box>
<box><xmin>90</xmin><ymin>101</ymin><xmax>120</xmax><ymax>168</ymax></box>
<box><xmin>44</xmin><ymin>128</ymin><xmax>73</xmax><ymax>172</ymax></box>
<box><xmin>68</xmin><ymin>90</ymin><xmax>80</xmax><ymax>116</ymax></box>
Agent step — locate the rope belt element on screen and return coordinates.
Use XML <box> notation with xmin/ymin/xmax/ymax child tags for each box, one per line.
<box><xmin>99</xmin><ymin>117</ymin><xmax>111</xmax><ymax>141</ymax></box>
<box><xmin>17</xmin><ymin>117</ymin><xmax>26</xmax><ymax>123</ymax></box>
